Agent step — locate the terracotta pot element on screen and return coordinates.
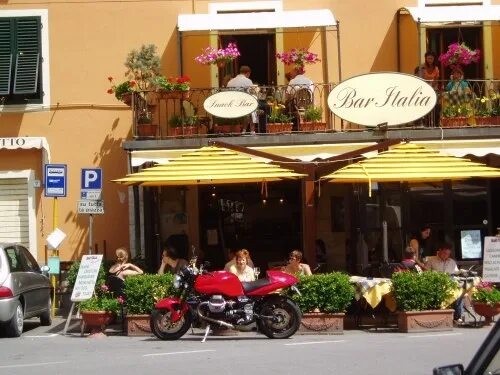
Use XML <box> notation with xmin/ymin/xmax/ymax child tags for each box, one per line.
<box><xmin>173</xmin><ymin>126</ymin><xmax>198</xmax><ymax>136</ymax></box>
<box><xmin>300</xmin><ymin>122</ymin><xmax>316</xmax><ymax>131</ymax></box>
<box><xmin>137</xmin><ymin>123</ymin><xmax>158</xmax><ymax>137</ymax></box>
<box><xmin>121</xmin><ymin>93</ymin><xmax>132</xmax><ymax>106</ymax></box>
<box><xmin>313</xmin><ymin>122</ymin><xmax>328</xmax><ymax>131</ymax></box>
<box><xmin>158</xmin><ymin>90</ymin><xmax>190</xmax><ymax>100</ymax></box>
<box><xmin>267</xmin><ymin>123</ymin><xmax>293</xmax><ymax>133</ymax></box>
<box><xmin>441</xmin><ymin>116</ymin><xmax>468</xmax><ymax>127</ymax></box>
<box><xmin>214</xmin><ymin>124</ymin><xmax>243</xmax><ymax>134</ymax></box>
<box><xmin>81</xmin><ymin>311</ymin><xmax>115</xmax><ymax>336</ymax></box>
<box><xmin>397</xmin><ymin>310</ymin><xmax>454</xmax><ymax>333</ymax></box>
<box><xmin>126</xmin><ymin>314</ymin><xmax>152</xmax><ymax>336</ymax></box>
<box><xmin>216</xmin><ymin>60</ymin><xmax>226</xmax><ymax>69</ymax></box>
<box><xmin>472</xmin><ymin>302</ymin><xmax>500</xmax><ymax>326</ymax></box>
<box><xmin>298</xmin><ymin>312</ymin><xmax>345</xmax><ymax>335</ymax></box>
<box><xmin>475</xmin><ymin>116</ymin><xmax>494</xmax><ymax>126</ymax></box>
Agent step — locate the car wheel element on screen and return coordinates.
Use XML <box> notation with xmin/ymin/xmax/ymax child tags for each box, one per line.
<box><xmin>40</xmin><ymin>298</ymin><xmax>52</xmax><ymax>326</ymax></box>
<box><xmin>6</xmin><ymin>301</ymin><xmax>24</xmax><ymax>337</ymax></box>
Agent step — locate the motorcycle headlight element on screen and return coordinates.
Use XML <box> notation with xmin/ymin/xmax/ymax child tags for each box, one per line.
<box><xmin>173</xmin><ymin>275</ymin><xmax>182</xmax><ymax>289</ymax></box>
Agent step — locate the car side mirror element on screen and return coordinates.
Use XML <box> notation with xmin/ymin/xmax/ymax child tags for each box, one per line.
<box><xmin>433</xmin><ymin>364</ymin><xmax>464</xmax><ymax>375</ymax></box>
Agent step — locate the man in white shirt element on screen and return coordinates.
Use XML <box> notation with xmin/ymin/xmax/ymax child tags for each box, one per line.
<box><xmin>227</xmin><ymin>65</ymin><xmax>257</xmax><ymax>134</ymax></box>
<box><xmin>286</xmin><ymin>67</ymin><xmax>314</xmax><ymax>95</ymax></box>
<box><xmin>425</xmin><ymin>243</ymin><xmax>462</xmax><ymax>322</ymax></box>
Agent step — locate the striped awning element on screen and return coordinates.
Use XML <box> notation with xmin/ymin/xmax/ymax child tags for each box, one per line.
<box><xmin>114</xmin><ymin>146</ymin><xmax>306</xmax><ymax>186</ymax></box>
<box><xmin>322</xmin><ymin>142</ymin><xmax>500</xmax><ymax>185</ymax></box>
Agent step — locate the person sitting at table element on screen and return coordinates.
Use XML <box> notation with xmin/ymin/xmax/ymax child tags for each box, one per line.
<box><xmin>286</xmin><ymin>67</ymin><xmax>313</xmax><ymax>95</ymax></box>
<box><xmin>224</xmin><ymin>248</ymin><xmax>254</xmax><ymax>271</ymax></box>
<box><xmin>109</xmin><ymin>247</ymin><xmax>143</xmax><ymax>280</ymax></box>
<box><xmin>157</xmin><ymin>246</ymin><xmax>188</xmax><ymax>275</ymax></box>
<box><xmin>228</xmin><ymin>249</ymin><xmax>255</xmax><ymax>282</ymax></box>
<box><xmin>401</xmin><ymin>246</ymin><xmax>425</xmax><ymax>273</ymax></box>
<box><xmin>425</xmin><ymin>242</ymin><xmax>463</xmax><ymax>323</ymax></box>
<box><xmin>282</xmin><ymin>250</ymin><xmax>312</xmax><ymax>276</ymax></box>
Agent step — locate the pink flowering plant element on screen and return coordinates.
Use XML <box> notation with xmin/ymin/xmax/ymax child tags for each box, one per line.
<box><xmin>78</xmin><ymin>284</ymin><xmax>122</xmax><ymax>314</ymax></box>
<box><xmin>276</xmin><ymin>48</ymin><xmax>320</xmax><ymax>74</ymax></box>
<box><xmin>472</xmin><ymin>282</ymin><xmax>500</xmax><ymax>306</ymax></box>
<box><xmin>438</xmin><ymin>42</ymin><xmax>480</xmax><ymax>70</ymax></box>
<box><xmin>194</xmin><ymin>43</ymin><xmax>240</xmax><ymax>65</ymax></box>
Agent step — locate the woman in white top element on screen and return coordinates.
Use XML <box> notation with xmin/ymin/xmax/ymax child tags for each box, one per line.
<box><xmin>282</xmin><ymin>250</ymin><xmax>312</xmax><ymax>276</ymax></box>
<box><xmin>228</xmin><ymin>249</ymin><xmax>255</xmax><ymax>282</ymax></box>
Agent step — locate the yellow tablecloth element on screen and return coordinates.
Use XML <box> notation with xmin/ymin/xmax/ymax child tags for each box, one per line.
<box><xmin>349</xmin><ymin>276</ymin><xmax>396</xmax><ymax>312</ymax></box>
<box><xmin>442</xmin><ymin>276</ymin><xmax>482</xmax><ymax>308</ymax></box>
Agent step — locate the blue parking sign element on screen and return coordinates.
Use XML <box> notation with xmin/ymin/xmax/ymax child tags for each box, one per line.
<box><xmin>81</xmin><ymin>168</ymin><xmax>102</xmax><ymax>190</ymax></box>
<box><xmin>45</xmin><ymin>164</ymin><xmax>67</xmax><ymax>197</ymax></box>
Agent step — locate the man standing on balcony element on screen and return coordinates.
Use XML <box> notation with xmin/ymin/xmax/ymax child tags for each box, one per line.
<box><xmin>227</xmin><ymin>65</ymin><xmax>257</xmax><ymax>134</ymax></box>
<box><xmin>286</xmin><ymin>67</ymin><xmax>313</xmax><ymax>95</ymax></box>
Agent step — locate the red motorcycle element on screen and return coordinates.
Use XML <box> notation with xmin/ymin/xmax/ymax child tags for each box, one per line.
<box><xmin>150</xmin><ymin>259</ymin><xmax>302</xmax><ymax>340</ymax></box>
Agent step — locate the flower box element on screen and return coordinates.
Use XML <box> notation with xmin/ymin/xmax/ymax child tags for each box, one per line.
<box><xmin>126</xmin><ymin>314</ymin><xmax>152</xmax><ymax>336</ymax></box>
<box><xmin>397</xmin><ymin>310</ymin><xmax>454</xmax><ymax>333</ymax></box>
<box><xmin>267</xmin><ymin>123</ymin><xmax>292</xmax><ymax>133</ymax></box>
<box><xmin>158</xmin><ymin>90</ymin><xmax>190</xmax><ymax>100</ymax></box>
<box><xmin>297</xmin><ymin>312</ymin><xmax>345</xmax><ymax>335</ymax></box>
<box><xmin>214</xmin><ymin>124</ymin><xmax>243</xmax><ymax>134</ymax></box>
<box><xmin>173</xmin><ymin>126</ymin><xmax>198</xmax><ymax>136</ymax></box>
<box><xmin>440</xmin><ymin>117</ymin><xmax>468</xmax><ymax>127</ymax></box>
<box><xmin>475</xmin><ymin>116</ymin><xmax>495</xmax><ymax>126</ymax></box>
<box><xmin>137</xmin><ymin>124</ymin><xmax>158</xmax><ymax>137</ymax></box>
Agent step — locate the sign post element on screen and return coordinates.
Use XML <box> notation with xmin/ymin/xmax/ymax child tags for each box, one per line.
<box><xmin>79</xmin><ymin>168</ymin><xmax>103</xmax><ymax>254</ymax></box>
<box><xmin>44</xmin><ymin>164</ymin><xmax>67</xmax><ymax>317</ymax></box>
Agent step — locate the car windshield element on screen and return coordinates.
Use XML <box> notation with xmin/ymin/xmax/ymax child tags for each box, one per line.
<box><xmin>484</xmin><ymin>350</ymin><xmax>500</xmax><ymax>375</ymax></box>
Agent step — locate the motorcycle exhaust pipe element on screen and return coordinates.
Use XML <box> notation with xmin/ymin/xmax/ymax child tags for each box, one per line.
<box><xmin>197</xmin><ymin>302</ymin><xmax>235</xmax><ymax>329</ymax></box>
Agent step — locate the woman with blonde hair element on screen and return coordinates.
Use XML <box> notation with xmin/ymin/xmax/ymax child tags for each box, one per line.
<box><xmin>228</xmin><ymin>249</ymin><xmax>255</xmax><ymax>282</ymax></box>
<box><xmin>109</xmin><ymin>247</ymin><xmax>143</xmax><ymax>280</ymax></box>
<box><xmin>282</xmin><ymin>250</ymin><xmax>312</xmax><ymax>276</ymax></box>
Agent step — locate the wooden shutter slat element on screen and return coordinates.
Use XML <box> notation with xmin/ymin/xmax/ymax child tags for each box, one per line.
<box><xmin>0</xmin><ymin>19</ymin><xmax>13</xmax><ymax>95</ymax></box>
<box><xmin>13</xmin><ymin>18</ymin><xmax>40</xmax><ymax>95</ymax></box>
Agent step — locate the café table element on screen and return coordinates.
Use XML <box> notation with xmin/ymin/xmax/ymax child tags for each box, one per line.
<box><xmin>349</xmin><ymin>276</ymin><xmax>396</xmax><ymax>312</ymax></box>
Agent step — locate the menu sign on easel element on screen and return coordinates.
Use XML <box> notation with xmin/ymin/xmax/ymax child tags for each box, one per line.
<box><xmin>70</xmin><ymin>254</ymin><xmax>103</xmax><ymax>302</ymax></box>
<box><xmin>482</xmin><ymin>236</ymin><xmax>500</xmax><ymax>282</ymax></box>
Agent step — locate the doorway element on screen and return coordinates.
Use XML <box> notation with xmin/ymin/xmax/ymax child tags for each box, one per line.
<box><xmin>220</xmin><ymin>34</ymin><xmax>277</xmax><ymax>85</ymax></box>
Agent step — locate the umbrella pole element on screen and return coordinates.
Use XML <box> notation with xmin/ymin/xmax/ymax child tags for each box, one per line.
<box><xmin>382</xmin><ymin>220</ymin><xmax>388</xmax><ymax>263</ymax></box>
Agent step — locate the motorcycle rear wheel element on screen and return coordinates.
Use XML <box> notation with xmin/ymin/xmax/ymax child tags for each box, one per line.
<box><xmin>257</xmin><ymin>297</ymin><xmax>301</xmax><ymax>339</ymax></box>
<box><xmin>150</xmin><ymin>309</ymin><xmax>192</xmax><ymax>340</ymax></box>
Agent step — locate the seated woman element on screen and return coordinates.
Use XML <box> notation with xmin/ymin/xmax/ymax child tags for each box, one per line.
<box><xmin>401</xmin><ymin>246</ymin><xmax>425</xmax><ymax>273</ymax></box>
<box><xmin>157</xmin><ymin>246</ymin><xmax>189</xmax><ymax>275</ymax></box>
<box><xmin>109</xmin><ymin>247</ymin><xmax>143</xmax><ymax>280</ymax></box>
<box><xmin>282</xmin><ymin>250</ymin><xmax>312</xmax><ymax>276</ymax></box>
<box><xmin>228</xmin><ymin>249</ymin><xmax>255</xmax><ymax>282</ymax></box>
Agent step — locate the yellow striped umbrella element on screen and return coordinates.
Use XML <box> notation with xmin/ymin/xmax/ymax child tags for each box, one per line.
<box><xmin>113</xmin><ymin>146</ymin><xmax>306</xmax><ymax>186</ymax></box>
<box><xmin>322</xmin><ymin>143</ymin><xmax>500</xmax><ymax>187</ymax></box>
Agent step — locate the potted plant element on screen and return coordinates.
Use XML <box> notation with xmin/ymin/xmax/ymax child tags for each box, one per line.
<box><xmin>438</xmin><ymin>42</ymin><xmax>480</xmax><ymax>72</ymax></box>
<box><xmin>471</xmin><ymin>282</ymin><xmax>500</xmax><ymax>326</ymax></box>
<box><xmin>79</xmin><ymin>284</ymin><xmax>122</xmax><ymax>336</ymax></box>
<box><xmin>107</xmin><ymin>77</ymin><xmax>136</xmax><ymax>106</ymax></box>
<box><xmin>267</xmin><ymin>102</ymin><xmax>293</xmax><ymax>133</ymax></box>
<box><xmin>168</xmin><ymin>114</ymin><xmax>198</xmax><ymax>136</ymax></box>
<box><xmin>391</xmin><ymin>271</ymin><xmax>456</xmax><ymax>333</ymax></box>
<box><xmin>440</xmin><ymin>104</ymin><xmax>471</xmax><ymax>127</ymax></box>
<box><xmin>291</xmin><ymin>273</ymin><xmax>355</xmax><ymax>334</ymax></box>
<box><xmin>123</xmin><ymin>273</ymin><xmax>174</xmax><ymax>336</ymax></box>
<box><xmin>124</xmin><ymin>44</ymin><xmax>161</xmax><ymax>91</ymax></box>
<box><xmin>195</xmin><ymin>42</ymin><xmax>240</xmax><ymax>69</ymax></box>
<box><xmin>301</xmin><ymin>105</ymin><xmax>326</xmax><ymax>131</ymax></box>
<box><xmin>276</xmin><ymin>48</ymin><xmax>320</xmax><ymax>74</ymax></box>
<box><xmin>474</xmin><ymin>96</ymin><xmax>495</xmax><ymax>126</ymax></box>
<box><xmin>152</xmin><ymin>75</ymin><xmax>191</xmax><ymax>100</ymax></box>
<box><xmin>136</xmin><ymin>110</ymin><xmax>157</xmax><ymax>137</ymax></box>
<box><xmin>213</xmin><ymin>117</ymin><xmax>244</xmax><ymax>134</ymax></box>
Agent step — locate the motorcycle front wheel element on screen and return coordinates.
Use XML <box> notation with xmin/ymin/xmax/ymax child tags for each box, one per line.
<box><xmin>257</xmin><ymin>297</ymin><xmax>301</xmax><ymax>339</ymax></box>
<box><xmin>150</xmin><ymin>308</ymin><xmax>192</xmax><ymax>340</ymax></box>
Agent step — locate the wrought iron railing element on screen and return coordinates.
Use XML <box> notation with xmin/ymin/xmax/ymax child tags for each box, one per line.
<box><xmin>131</xmin><ymin>79</ymin><xmax>500</xmax><ymax>139</ymax></box>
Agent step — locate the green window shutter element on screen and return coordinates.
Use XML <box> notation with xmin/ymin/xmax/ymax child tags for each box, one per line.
<box><xmin>13</xmin><ymin>18</ymin><xmax>41</xmax><ymax>95</ymax></box>
<box><xmin>0</xmin><ymin>19</ymin><xmax>13</xmax><ymax>95</ymax></box>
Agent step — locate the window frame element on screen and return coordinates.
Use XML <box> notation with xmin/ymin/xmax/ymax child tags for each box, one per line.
<box><xmin>0</xmin><ymin>9</ymin><xmax>50</xmax><ymax>112</ymax></box>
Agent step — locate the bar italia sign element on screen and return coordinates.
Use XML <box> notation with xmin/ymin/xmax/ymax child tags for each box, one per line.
<box><xmin>327</xmin><ymin>72</ymin><xmax>437</xmax><ymax>127</ymax></box>
<box><xmin>203</xmin><ymin>91</ymin><xmax>258</xmax><ymax>118</ymax></box>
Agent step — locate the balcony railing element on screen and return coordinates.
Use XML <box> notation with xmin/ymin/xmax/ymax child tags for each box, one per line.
<box><xmin>130</xmin><ymin>79</ymin><xmax>500</xmax><ymax>139</ymax></box>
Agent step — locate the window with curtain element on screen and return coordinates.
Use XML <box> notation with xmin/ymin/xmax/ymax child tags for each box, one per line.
<box><xmin>0</xmin><ymin>16</ymin><xmax>42</xmax><ymax>105</ymax></box>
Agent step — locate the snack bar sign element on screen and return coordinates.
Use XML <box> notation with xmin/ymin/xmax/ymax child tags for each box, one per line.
<box><xmin>327</xmin><ymin>72</ymin><xmax>437</xmax><ymax>127</ymax></box>
<box><xmin>203</xmin><ymin>91</ymin><xmax>258</xmax><ymax>119</ymax></box>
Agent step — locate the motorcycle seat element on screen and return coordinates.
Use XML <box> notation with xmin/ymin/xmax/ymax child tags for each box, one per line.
<box><xmin>241</xmin><ymin>278</ymin><xmax>272</xmax><ymax>293</ymax></box>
